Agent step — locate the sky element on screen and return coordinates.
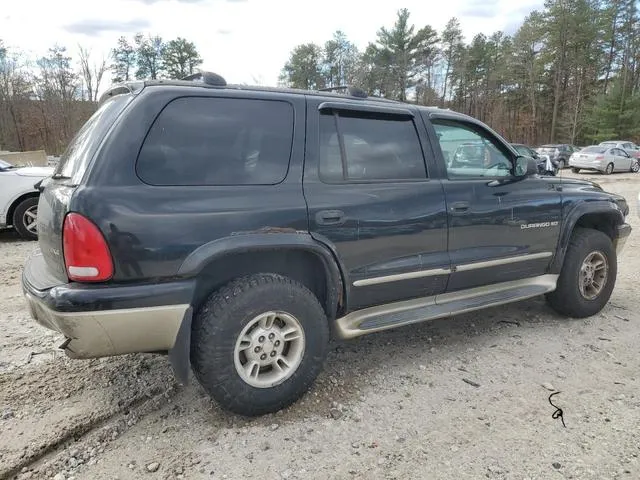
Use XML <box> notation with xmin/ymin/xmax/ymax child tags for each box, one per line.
<box><xmin>0</xmin><ymin>0</ymin><xmax>544</xmax><ymax>88</ymax></box>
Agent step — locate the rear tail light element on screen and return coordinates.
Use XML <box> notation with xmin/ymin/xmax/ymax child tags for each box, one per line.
<box><xmin>595</xmin><ymin>155</ymin><xmax>604</xmax><ymax>160</ymax></box>
<box><xmin>62</xmin><ymin>213</ymin><xmax>114</xmax><ymax>282</ymax></box>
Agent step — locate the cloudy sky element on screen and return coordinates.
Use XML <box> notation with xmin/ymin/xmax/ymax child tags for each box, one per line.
<box><xmin>1</xmin><ymin>0</ymin><xmax>543</xmax><ymax>88</ymax></box>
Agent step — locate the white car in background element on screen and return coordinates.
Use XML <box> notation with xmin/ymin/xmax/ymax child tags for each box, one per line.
<box><xmin>569</xmin><ymin>145</ymin><xmax>639</xmax><ymax>175</ymax></box>
<box><xmin>0</xmin><ymin>159</ymin><xmax>53</xmax><ymax>240</ymax></box>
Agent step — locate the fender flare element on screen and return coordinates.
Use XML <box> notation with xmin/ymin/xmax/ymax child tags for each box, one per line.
<box><xmin>177</xmin><ymin>232</ymin><xmax>346</xmax><ymax>315</ymax></box>
<box><xmin>549</xmin><ymin>200</ymin><xmax>625</xmax><ymax>273</ymax></box>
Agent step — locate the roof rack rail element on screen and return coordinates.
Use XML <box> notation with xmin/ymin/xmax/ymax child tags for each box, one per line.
<box><xmin>319</xmin><ymin>85</ymin><xmax>368</xmax><ymax>99</ymax></box>
<box><xmin>182</xmin><ymin>71</ymin><xmax>227</xmax><ymax>87</ymax></box>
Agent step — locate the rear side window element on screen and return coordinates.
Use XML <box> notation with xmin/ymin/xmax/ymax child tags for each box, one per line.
<box><xmin>54</xmin><ymin>94</ymin><xmax>133</xmax><ymax>183</ymax></box>
<box><xmin>319</xmin><ymin>111</ymin><xmax>427</xmax><ymax>183</ymax></box>
<box><xmin>137</xmin><ymin>97</ymin><xmax>294</xmax><ymax>186</ymax></box>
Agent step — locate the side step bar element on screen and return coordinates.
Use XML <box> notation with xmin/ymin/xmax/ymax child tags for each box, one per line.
<box><xmin>335</xmin><ymin>274</ymin><xmax>559</xmax><ymax>339</ymax></box>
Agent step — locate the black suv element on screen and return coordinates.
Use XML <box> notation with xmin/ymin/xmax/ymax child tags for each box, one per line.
<box><xmin>22</xmin><ymin>73</ymin><xmax>631</xmax><ymax>416</ymax></box>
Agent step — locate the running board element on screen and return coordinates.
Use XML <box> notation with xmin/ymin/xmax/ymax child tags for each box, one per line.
<box><xmin>335</xmin><ymin>274</ymin><xmax>558</xmax><ymax>339</ymax></box>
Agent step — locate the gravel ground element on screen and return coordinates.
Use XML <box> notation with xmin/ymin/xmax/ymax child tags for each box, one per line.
<box><xmin>1</xmin><ymin>172</ymin><xmax>639</xmax><ymax>480</ymax></box>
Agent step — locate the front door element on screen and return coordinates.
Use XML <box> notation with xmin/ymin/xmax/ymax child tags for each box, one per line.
<box><xmin>427</xmin><ymin>115</ymin><xmax>562</xmax><ymax>292</ymax></box>
<box><xmin>304</xmin><ymin>99</ymin><xmax>449</xmax><ymax>311</ymax></box>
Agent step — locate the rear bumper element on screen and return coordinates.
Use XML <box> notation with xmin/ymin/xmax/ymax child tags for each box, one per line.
<box><xmin>569</xmin><ymin>159</ymin><xmax>605</xmax><ymax>171</ymax></box>
<box><xmin>22</xmin><ymin>252</ymin><xmax>193</xmax><ymax>359</ymax></box>
<box><xmin>614</xmin><ymin>223</ymin><xmax>632</xmax><ymax>254</ymax></box>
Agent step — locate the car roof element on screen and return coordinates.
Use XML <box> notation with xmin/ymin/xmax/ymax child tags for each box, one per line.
<box><xmin>101</xmin><ymin>77</ymin><xmax>477</xmax><ymax>122</ymax></box>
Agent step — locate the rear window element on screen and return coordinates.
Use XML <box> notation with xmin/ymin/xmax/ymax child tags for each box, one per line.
<box><xmin>582</xmin><ymin>146</ymin><xmax>607</xmax><ymax>154</ymax></box>
<box><xmin>136</xmin><ymin>97</ymin><xmax>294</xmax><ymax>186</ymax></box>
<box><xmin>54</xmin><ymin>94</ymin><xmax>133</xmax><ymax>183</ymax></box>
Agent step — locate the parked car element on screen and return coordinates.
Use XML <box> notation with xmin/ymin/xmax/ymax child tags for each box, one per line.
<box><xmin>511</xmin><ymin>143</ymin><xmax>557</xmax><ymax>174</ymax></box>
<box><xmin>0</xmin><ymin>159</ymin><xmax>53</xmax><ymax>239</ymax></box>
<box><xmin>598</xmin><ymin>140</ymin><xmax>640</xmax><ymax>159</ymax></box>
<box><xmin>534</xmin><ymin>144</ymin><xmax>577</xmax><ymax>170</ymax></box>
<box><xmin>22</xmin><ymin>72</ymin><xmax>631</xmax><ymax>416</ymax></box>
<box><xmin>569</xmin><ymin>145</ymin><xmax>639</xmax><ymax>174</ymax></box>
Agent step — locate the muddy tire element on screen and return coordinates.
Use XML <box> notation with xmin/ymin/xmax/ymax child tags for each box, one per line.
<box><xmin>12</xmin><ymin>196</ymin><xmax>39</xmax><ymax>240</ymax></box>
<box><xmin>190</xmin><ymin>273</ymin><xmax>330</xmax><ymax>416</ymax></box>
<box><xmin>546</xmin><ymin>228</ymin><xmax>616</xmax><ymax>318</ymax></box>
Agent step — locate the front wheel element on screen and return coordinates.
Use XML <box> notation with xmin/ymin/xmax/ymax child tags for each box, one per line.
<box><xmin>190</xmin><ymin>273</ymin><xmax>330</xmax><ymax>416</ymax></box>
<box><xmin>12</xmin><ymin>196</ymin><xmax>39</xmax><ymax>240</ymax></box>
<box><xmin>572</xmin><ymin>167</ymin><xmax>580</xmax><ymax>174</ymax></box>
<box><xmin>631</xmin><ymin>161</ymin><xmax>639</xmax><ymax>173</ymax></box>
<box><xmin>605</xmin><ymin>163</ymin><xmax>614</xmax><ymax>175</ymax></box>
<box><xmin>546</xmin><ymin>228</ymin><xmax>616</xmax><ymax>318</ymax></box>
<box><xmin>557</xmin><ymin>159</ymin><xmax>565</xmax><ymax>170</ymax></box>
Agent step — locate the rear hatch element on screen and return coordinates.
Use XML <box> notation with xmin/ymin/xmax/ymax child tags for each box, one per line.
<box><xmin>37</xmin><ymin>93</ymin><xmax>134</xmax><ymax>283</ymax></box>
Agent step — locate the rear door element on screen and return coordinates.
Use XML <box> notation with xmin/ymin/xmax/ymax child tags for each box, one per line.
<box><xmin>303</xmin><ymin>99</ymin><xmax>449</xmax><ymax>311</ymax></box>
<box><xmin>612</xmin><ymin>148</ymin><xmax>632</xmax><ymax>171</ymax></box>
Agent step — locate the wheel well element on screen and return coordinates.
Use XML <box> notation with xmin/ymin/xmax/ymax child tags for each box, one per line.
<box><xmin>574</xmin><ymin>212</ymin><xmax>617</xmax><ymax>241</ymax></box>
<box><xmin>6</xmin><ymin>192</ymin><xmax>39</xmax><ymax>226</ymax></box>
<box><xmin>191</xmin><ymin>249</ymin><xmax>333</xmax><ymax>319</ymax></box>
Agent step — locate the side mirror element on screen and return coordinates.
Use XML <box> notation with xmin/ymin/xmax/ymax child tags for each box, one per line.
<box><xmin>515</xmin><ymin>155</ymin><xmax>539</xmax><ymax>177</ymax></box>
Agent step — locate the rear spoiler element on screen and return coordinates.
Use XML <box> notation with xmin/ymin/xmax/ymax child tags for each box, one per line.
<box><xmin>98</xmin><ymin>82</ymin><xmax>145</xmax><ymax>105</ymax></box>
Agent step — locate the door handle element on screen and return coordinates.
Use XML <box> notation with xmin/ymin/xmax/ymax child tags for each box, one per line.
<box><xmin>316</xmin><ymin>210</ymin><xmax>345</xmax><ymax>226</ymax></box>
<box><xmin>449</xmin><ymin>201</ymin><xmax>470</xmax><ymax>214</ymax></box>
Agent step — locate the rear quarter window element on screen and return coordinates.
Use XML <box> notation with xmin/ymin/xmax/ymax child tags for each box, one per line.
<box><xmin>54</xmin><ymin>94</ymin><xmax>133</xmax><ymax>183</ymax></box>
<box><xmin>136</xmin><ymin>97</ymin><xmax>294</xmax><ymax>186</ymax></box>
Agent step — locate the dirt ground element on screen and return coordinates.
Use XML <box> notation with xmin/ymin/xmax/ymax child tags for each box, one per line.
<box><xmin>1</xmin><ymin>171</ymin><xmax>639</xmax><ymax>480</ymax></box>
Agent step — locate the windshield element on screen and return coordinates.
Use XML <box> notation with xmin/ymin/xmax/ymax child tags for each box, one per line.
<box><xmin>582</xmin><ymin>146</ymin><xmax>607</xmax><ymax>154</ymax></box>
<box><xmin>53</xmin><ymin>93</ymin><xmax>133</xmax><ymax>183</ymax></box>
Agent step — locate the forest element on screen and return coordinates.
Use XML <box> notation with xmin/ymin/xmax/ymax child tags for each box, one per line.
<box><xmin>0</xmin><ymin>34</ymin><xmax>202</xmax><ymax>155</ymax></box>
<box><xmin>1</xmin><ymin>0</ymin><xmax>639</xmax><ymax>155</ymax></box>
<box><xmin>280</xmin><ymin>0</ymin><xmax>640</xmax><ymax>147</ymax></box>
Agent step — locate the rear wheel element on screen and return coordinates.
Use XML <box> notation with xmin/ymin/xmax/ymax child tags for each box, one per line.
<box><xmin>605</xmin><ymin>163</ymin><xmax>614</xmax><ymax>175</ymax></box>
<box><xmin>546</xmin><ymin>228</ymin><xmax>616</xmax><ymax>318</ymax></box>
<box><xmin>12</xmin><ymin>196</ymin><xmax>39</xmax><ymax>240</ymax></box>
<box><xmin>190</xmin><ymin>273</ymin><xmax>330</xmax><ymax>416</ymax></box>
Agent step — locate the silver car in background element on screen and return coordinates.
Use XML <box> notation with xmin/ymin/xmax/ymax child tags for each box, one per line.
<box><xmin>569</xmin><ymin>145</ymin><xmax>639</xmax><ymax>175</ymax></box>
<box><xmin>599</xmin><ymin>140</ymin><xmax>640</xmax><ymax>160</ymax></box>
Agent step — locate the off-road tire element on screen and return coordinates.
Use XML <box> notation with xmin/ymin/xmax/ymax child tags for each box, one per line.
<box><xmin>190</xmin><ymin>273</ymin><xmax>330</xmax><ymax>416</ymax></box>
<box><xmin>546</xmin><ymin>228</ymin><xmax>616</xmax><ymax>318</ymax></box>
<box><xmin>12</xmin><ymin>196</ymin><xmax>39</xmax><ymax>240</ymax></box>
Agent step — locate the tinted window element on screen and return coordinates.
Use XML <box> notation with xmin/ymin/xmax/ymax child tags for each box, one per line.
<box><xmin>137</xmin><ymin>97</ymin><xmax>294</xmax><ymax>186</ymax></box>
<box><xmin>432</xmin><ymin>120</ymin><xmax>513</xmax><ymax>179</ymax></box>
<box><xmin>55</xmin><ymin>93</ymin><xmax>133</xmax><ymax>183</ymax></box>
<box><xmin>319</xmin><ymin>111</ymin><xmax>427</xmax><ymax>182</ymax></box>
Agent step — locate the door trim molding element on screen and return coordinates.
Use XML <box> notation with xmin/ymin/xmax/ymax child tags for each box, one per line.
<box><xmin>454</xmin><ymin>251</ymin><xmax>553</xmax><ymax>272</ymax></box>
<box><xmin>353</xmin><ymin>267</ymin><xmax>450</xmax><ymax>287</ymax></box>
<box><xmin>352</xmin><ymin>251</ymin><xmax>553</xmax><ymax>287</ymax></box>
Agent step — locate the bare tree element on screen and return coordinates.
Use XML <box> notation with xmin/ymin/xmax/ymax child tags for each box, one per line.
<box><xmin>78</xmin><ymin>45</ymin><xmax>107</xmax><ymax>102</ymax></box>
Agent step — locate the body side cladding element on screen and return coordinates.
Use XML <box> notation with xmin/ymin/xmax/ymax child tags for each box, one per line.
<box><xmin>550</xmin><ymin>200</ymin><xmax>625</xmax><ymax>273</ymax></box>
